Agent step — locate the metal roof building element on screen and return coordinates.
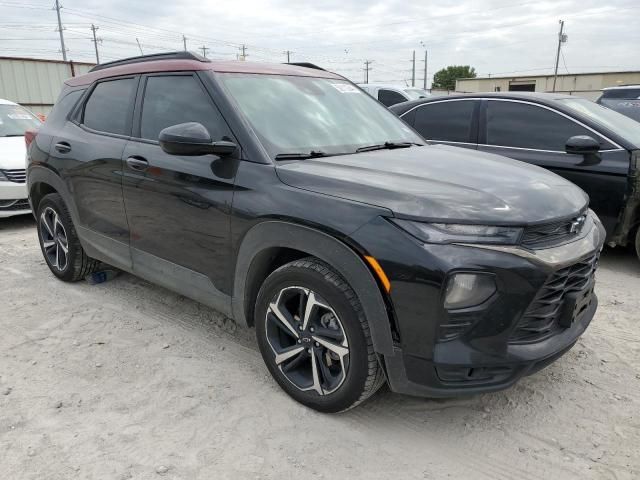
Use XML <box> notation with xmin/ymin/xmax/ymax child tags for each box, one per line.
<box><xmin>0</xmin><ymin>57</ymin><xmax>95</xmax><ymax>116</ymax></box>
<box><xmin>455</xmin><ymin>71</ymin><xmax>640</xmax><ymax>101</ymax></box>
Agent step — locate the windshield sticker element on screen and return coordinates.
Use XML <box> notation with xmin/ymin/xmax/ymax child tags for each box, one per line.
<box><xmin>7</xmin><ymin>113</ymin><xmax>33</xmax><ymax>120</ymax></box>
<box><xmin>330</xmin><ymin>83</ymin><xmax>360</xmax><ymax>94</ymax></box>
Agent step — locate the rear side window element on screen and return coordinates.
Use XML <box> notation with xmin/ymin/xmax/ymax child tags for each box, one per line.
<box><xmin>140</xmin><ymin>75</ymin><xmax>228</xmax><ymax>141</ymax></box>
<box><xmin>413</xmin><ymin>100</ymin><xmax>475</xmax><ymax>143</ymax></box>
<box><xmin>378</xmin><ymin>89</ymin><xmax>407</xmax><ymax>107</ymax></box>
<box><xmin>83</xmin><ymin>78</ymin><xmax>136</xmax><ymax>135</ymax></box>
<box><xmin>486</xmin><ymin>101</ymin><xmax>597</xmax><ymax>151</ymax></box>
<box><xmin>46</xmin><ymin>89</ymin><xmax>84</xmax><ymax>128</ymax></box>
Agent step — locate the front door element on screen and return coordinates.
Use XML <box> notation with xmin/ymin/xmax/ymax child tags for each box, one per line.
<box><xmin>478</xmin><ymin>99</ymin><xmax>629</xmax><ymax>234</ymax></box>
<box><xmin>121</xmin><ymin>73</ymin><xmax>239</xmax><ymax>313</ymax></box>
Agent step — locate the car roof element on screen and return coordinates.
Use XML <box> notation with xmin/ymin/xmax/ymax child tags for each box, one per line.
<box><xmin>390</xmin><ymin>91</ymin><xmax>578</xmax><ymax>112</ymax></box>
<box><xmin>358</xmin><ymin>83</ymin><xmax>413</xmax><ymax>90</ymax></box>
<box><xmin>0</xmin><ymin>98</ymin><xmax>18</xmax><ymax>106</ymax></box>
<box><xmin>602</xmin><ymin>85</ymin><xmax>640</xmax><ymax>90</ymax></box>
<box><xmin>65</xmin><ymin>55</ymin><xmax>344</xmax><ymax>87</ymax></box>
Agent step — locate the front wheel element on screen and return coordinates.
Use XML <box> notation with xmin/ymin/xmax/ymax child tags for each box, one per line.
<box><xmin>255</xmin><ymin>258</ymin><xmax>384</xmax><ymax>413</ymax></box>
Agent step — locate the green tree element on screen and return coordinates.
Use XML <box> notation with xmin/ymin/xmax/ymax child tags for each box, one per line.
<box><xmin>432</xmin><ymin>65</ymin><xmax>477</xmax><ymax>90</ymax></box>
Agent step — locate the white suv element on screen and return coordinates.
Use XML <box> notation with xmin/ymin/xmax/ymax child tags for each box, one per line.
<box><xmin>0</xmin><ymin>99</ymin><xmax>41</xmax><ymax>217</ymax></box>
<box><xmin>358</xmin><ymin>83</ymin><xmax>431</xmax><ymax>107</ymax></box>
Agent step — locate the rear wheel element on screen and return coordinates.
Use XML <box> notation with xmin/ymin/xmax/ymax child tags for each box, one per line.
<box><xmin>36</xmin><ymin>193</ymin><xmax>100</xmax><ymax>282</ymax></box>
<box><xmin>255</xmin><ymin>258</ymin><xmax>384</xmax><ymax>412</ymax></box>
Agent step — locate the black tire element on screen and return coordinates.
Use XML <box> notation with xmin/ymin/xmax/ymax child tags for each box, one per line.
<box><xmin>255</xmin><ymin>257</ymin><xmax>385</xmax><ymax>413</ymax></box>
<box><xmin>36</xmin><ymin>193</ymin><xmax>100</xmax><ymax>282</ymax></box>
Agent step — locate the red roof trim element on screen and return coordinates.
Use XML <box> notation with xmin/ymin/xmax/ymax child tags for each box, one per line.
<box><xmin>65</xmin><ymin>59</ymin><xmax>343</xmax><ymax>86</ymax></box>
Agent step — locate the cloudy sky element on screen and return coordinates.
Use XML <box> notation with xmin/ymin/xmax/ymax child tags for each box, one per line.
<box><xmin>1</xmin><ymin>0</ymin><xmax>639</xmax><ymax>86</ymax></box>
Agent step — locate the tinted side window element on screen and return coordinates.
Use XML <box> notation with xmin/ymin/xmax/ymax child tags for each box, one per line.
<box><xmin>378</xmin><ymin>89</ymin><xmax>407</xmax><ymax>107</ymax></box>
<box><xmin>46</xmin><ymin>89</ymin><xmax>84</xmax><ymax>128</ymax></box>
<box><xmin>83</xmin><ymin>78</ymin><xmax>135</xmax><ymax>135</ymax></box>
<box><xmin>486</xmin><ymin>101</ymin><xmax>595</xmax><ymax>151</ymax></box>
<box><xmin>413</xmin><ymin>100</ymin><xmax>475</xmax><ymax>143</ymax></box>
<box><xmin>140</xmin><ymin>75</ymin><xmax>228</xmax><ymax>141</ymax></box>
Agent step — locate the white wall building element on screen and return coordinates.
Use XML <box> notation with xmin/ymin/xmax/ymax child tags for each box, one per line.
<box><xmin>0</xmin><ymin>56</ymin><xmax>94</xmax><ymax>116</ymax></box>
<box><xmin>456</xmin><ymin>71</ymin><xmax>640</xmax><ymax>101</ymax></box>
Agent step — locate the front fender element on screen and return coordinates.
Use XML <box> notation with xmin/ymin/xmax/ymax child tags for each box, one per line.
<box><xmin>232</xmin><ymin>220</ymin><xmax>395</xmax><ymax>356</ymax></box>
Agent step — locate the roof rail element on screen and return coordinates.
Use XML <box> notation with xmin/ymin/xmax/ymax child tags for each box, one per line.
<box><xmin>89</xmin><ymin>51</ymin><xmax>209</xmax><ymax>72</ymax></box>
<box><xmin>285</xmin><ymin>62</ymin><xmax>326</xmax><ymax>71</ymax></box>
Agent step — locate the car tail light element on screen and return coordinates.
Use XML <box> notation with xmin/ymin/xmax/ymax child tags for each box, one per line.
<box><xmin>25</xmin><ymin>129</ymin><xmax>38</xmax><ymax>148</ymax></box>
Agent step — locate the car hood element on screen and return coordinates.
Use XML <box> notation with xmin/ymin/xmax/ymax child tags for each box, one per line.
<box><xmin>0</xmin><ymin>136</ymin><xmax>27</xmax><ymax>170</ymax></box>
<box><xmin>276</xmin><ymin>145</ymin><xmax>588</xmax><ymax>224</ymax></box>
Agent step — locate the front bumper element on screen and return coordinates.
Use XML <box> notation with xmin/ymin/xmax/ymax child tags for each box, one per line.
<box><xmin>352</xmin><ymin>211</ymin><xmax>605</xmax><ymax>398</ymax></box>
<box><xmin>0</xmin><ymin>181</ymin><xmax>30</xmax><ymax>218</ymax></box>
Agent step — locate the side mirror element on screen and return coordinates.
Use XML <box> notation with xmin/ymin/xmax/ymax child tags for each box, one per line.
<box><xmin>565</xmin><ymin>135</ymin><xmax>602</xmax><ymax>166</ymax></box>
<box><xmin>158</xmin><ymin>122</ymin><xmax>237</xmax><ymax>156</ymax></box>
<box><xmin>565</xmin><ymin>135</ymin><xmax>600</xmax><ymax>155</ymax></box>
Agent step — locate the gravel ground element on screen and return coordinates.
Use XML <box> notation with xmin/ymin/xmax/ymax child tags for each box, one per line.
<box><xmin>1</xmin><ymin>215</ymin><xmax>638</xmax><ymax>480</ymax></box>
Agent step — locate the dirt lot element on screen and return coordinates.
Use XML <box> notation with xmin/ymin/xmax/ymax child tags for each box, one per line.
<box><xmin>0</xmin><ymin>215</ymin><xmax>638</xmax><ymax>480</ymax></box>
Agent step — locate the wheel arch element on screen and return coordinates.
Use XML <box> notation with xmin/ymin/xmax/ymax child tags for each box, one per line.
<box><xmin>28</xmin><ymin>166</ymin><xmax>79</xmax><ymax>222</ymax></box>
<box><xmin>232</xmin><ymin>220</ymin><xmax>395</xmax><ymax>356</ymax></box>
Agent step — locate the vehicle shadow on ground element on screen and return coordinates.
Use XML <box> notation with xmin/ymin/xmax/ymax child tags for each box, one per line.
<box><xmin>0</xmin><ymin>214</ymin><xmax>35</xmax><ymax>232</ymax></box>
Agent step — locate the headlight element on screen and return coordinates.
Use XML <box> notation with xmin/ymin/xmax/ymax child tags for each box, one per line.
<box><xmin>0</xmin><ymin>171</ymin><xmax>7</xmax><ymax>182</ymax></box>
<box><xmin>390</xmin><ymin>219</ymin><xmax>523</xmax><ymax>245</ymax></box>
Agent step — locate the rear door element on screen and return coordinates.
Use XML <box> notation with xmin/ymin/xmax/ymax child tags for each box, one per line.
<box><xmin>478</xmin><ymin>99</ymin><xmax>629</xmax><ymax>234</ymax></box>
<box><xmin>50</xmin><ymin>76</ymin><xmax>138</xmax><ymax>268</ymax></box>
<box><xmin>400</xmin><ymin>99</ymin><xmax>479</xmax><ymax>150</ymax></box>
<box><xmin>121</xmin><ymin>72</ymin><xmax>238</xmax><ymax>312</ymax></box>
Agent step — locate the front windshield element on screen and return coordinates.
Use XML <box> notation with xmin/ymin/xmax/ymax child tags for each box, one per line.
<box><xmin>404</xmin><ymin>88</ymin><xmax>430</xmax><ymax>100</ymax></box>
<box><xmin>0</xmin><ymin>104</ymin><xmax>41</xmax><ymax>137</ymax></box>
<box><xmin>559</xmin><ymin>98</ymin><xmax>640</xmax><ymax>145</ymax></box>
<box><xmin>220</xmin><ymin>74</ymin><xmax>424</xmax><ymax>157</ymax></box>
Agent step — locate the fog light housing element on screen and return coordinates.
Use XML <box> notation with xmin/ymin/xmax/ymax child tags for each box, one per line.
<box><xmin>444</xmin><ymin>273</ymin><xmax>496</xmax><ymax>309</ymax></box>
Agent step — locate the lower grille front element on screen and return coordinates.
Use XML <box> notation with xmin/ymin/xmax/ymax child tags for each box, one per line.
<box><xmin>510</xmin><ymin>253</ymin><xmax>599</xmax><ymax>344</ymax></box>
<box><xmin>0</xmin><ymin>199</ymin><xmax>31</xmax><ymax>211</ymax></box>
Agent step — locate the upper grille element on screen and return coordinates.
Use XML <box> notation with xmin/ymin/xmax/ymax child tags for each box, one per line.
<box><xmin>522</xmin><ymin>214</ymin><xmax>587</xmax><ymax>249</ymax></box>
<box><xmin>510</xmin><ymin>253</ymin><xmax>599</xmax><ymax>344</ymax></box>
<box><xmin>0</xmin><ymin>169</ymin><xmax>27</xmax><ymax>183</ymax></box>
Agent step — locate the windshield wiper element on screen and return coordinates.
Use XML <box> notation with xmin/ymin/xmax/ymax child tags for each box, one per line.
<box><xmin>274</xmin><ymin>150</ymin><xmax>328</xmax><ymax>160</ymax></box>
<box><xmin>1</xmin><ymin>134</ymin><xmax>25</xmax><ymax>137</ymax></box>
<box><xmin>355</xmin><ymin>141</ymin><xmax>421</xmax><ymax>153</ymax></box>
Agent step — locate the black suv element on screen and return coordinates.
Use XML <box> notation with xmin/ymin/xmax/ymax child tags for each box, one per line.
<box><xmin>27</xmin><ymin>53</ymin><xmax>605</xmax><ymax>412</ymax></box>
<box><xmin>391</xmin><ymin>93</ymin><xmax>640</xmax><ymax>258</ymax></box>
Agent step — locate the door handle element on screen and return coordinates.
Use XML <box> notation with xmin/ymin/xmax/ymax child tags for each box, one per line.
<box><xmin>126</xmin><ymin>156</ymin><xmax>149</xmax><ymax>171</ymax></box>
<box><xmin>54</xmin><ymin>141</ymin><xmax>71</xmax><ymax>153</ymax></box>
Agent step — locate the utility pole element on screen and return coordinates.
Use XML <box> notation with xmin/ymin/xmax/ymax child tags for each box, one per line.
<box><xmin>200</xmin><ymin>45</ymin><xmax>209</xmax><ymax>58</ymax></box>
<box><xmin>54</xmin><ymin>0</ymin><xmax>67</xmax><ymax>62</ymax></box>
<box><xmin>239</xmin><ymin>44</ymin><xmax>248</xmax><ymax>61</ymax></box>
<box><xmin>136</xmin><ymin>38</ymin><xmax>144</xmax><ymax>55</ymax></box>
<box><xmin>552</xmin><ymin>20</ymin><xmax>566</xmax><ymax>92</ymax></box>
<box><xmin>422</xmin><ymin>50</ymin><xmax>428</xmax><ymax>90</ymax></box>
<box><xmin>90</xmin><ymin>24</ymin><xmax>101</xmax><ymax>64</ymax></box>
<box><xmin>285</xmin><ymin>50</ymin><xmax>291</xmax><ymax>63</ymax></box>
<box><xmin>411</xmin><ymin>50</ymin><xmax>416</xmax><ymax>87</ymax></box>
<box><xmin>363</xmin><ymin>60</ymin><xmax>373</xmax><ymax>83</ymax></box>
<box><xmin>182</xmin><ymin>35</ymin><xmax>187</xmax><ymax>51</ymax></box>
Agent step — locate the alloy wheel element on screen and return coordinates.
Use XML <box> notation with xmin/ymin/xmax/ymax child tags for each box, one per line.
<box><xmin>40</xmin><ymin>206</ymin><xmax>69</xmax><ymax>272</ymax></box>
<box><xmin>265</xmin><ymin>286</ymin><xmax>350</xmax><ymax>395</ymax></box>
